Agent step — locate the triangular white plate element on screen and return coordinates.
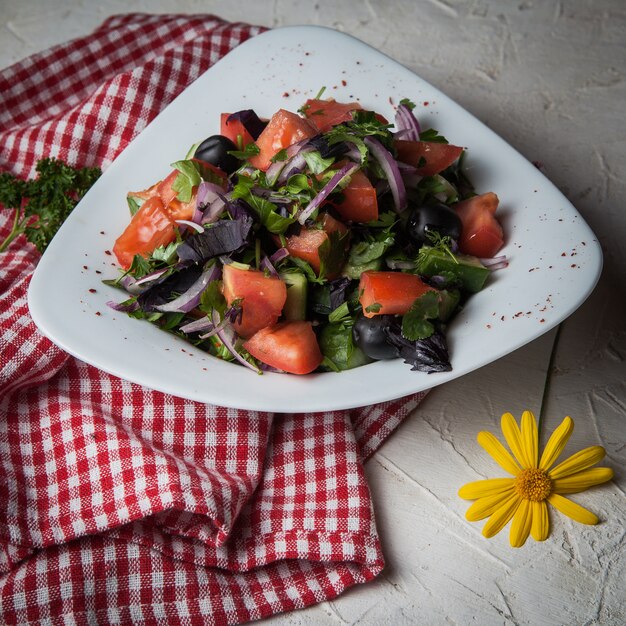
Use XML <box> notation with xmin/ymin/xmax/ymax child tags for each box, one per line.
<box><xmin>28</xmin><ymin>26</ymin><xmax>602</xmax><ymax>412</ymax></box>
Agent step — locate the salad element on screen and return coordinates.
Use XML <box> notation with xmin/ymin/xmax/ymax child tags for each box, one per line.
<box><xmin>106</xmin><ymin>94</ymin><xmax>507</xmax><ymax>375</ymax></box>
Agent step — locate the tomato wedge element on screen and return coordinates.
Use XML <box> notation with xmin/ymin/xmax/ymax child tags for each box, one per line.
<box><xmin>220</xmin><ymin>112</ymin><xmax>256</xmax><ymax>148</ymax></box>
<box><xmin>113</xmin><ymin>196</ymin><xmax>177</xmax><ymax>269</ymax></box>
<box><xmin>243</xmin><ymin>321</ymin><xmax>323</xmax><ymax>375</ymax></box>
<box><xmin>454</xmin><ymin>192</ymin><xmax>504</xmax><ymax>258</ymax></box>
<box><xmin>394</xmin><ymin>139</ymin><xmax>463</xmax><ymax>176</ymax></box>
<box><xmin>303</xmin><ymin>98</ymin><xmax>363</xmax><ymax>133</ymax></box>
<box><xmin>332</xmin><ymin>169</ymin><xmax>378</xmax><ymax>223</ymax></box>
<box><xmin>359</xmin><ymin>271</ymin><xmax>434</xmax><ymax>318</ymax></box>
<box><xmin>284</xmin><ymin>213</ymin><xmax>349</xmax><ymax>279</ymax></box>
<box><xmin>248</xmin><ymin>109</ymin><xmax>317</xmax><ymax>171</ymax></box>
<box><xmin>222</xmin><ymin>264</ymin><xmax>287</xmax><ymax>339</ymax></box>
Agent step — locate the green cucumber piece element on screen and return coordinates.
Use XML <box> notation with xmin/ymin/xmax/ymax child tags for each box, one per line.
<box><xmin>280</xmin><ymin>271</ymin><xmax>308</xmax><ymax>321</ymax></box>
<box><xmin>416</xmin><ymin>248</ymin><xmax>490</xmax><ymax>293</ymax></box>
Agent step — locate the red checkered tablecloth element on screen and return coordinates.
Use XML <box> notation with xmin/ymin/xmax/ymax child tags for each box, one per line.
<box><xmin>0</xmin><ymin>14</ymin><xmax>427</xmax><ymax>625</ymax></box>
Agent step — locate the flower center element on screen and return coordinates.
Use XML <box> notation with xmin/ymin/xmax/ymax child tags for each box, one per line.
<box><xmin>515</xmin><ymin>468</ymin><xmax>552</xmax><ymax>501</ymax></box>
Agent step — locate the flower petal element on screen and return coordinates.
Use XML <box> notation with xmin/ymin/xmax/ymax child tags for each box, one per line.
<box><xmin>465</xmin><ymin>489</ymin><xmax>516</xmax><ymax>521</ymax></box>
<box><xmin>539</xmin><ymin>416</ymin><xmax>574</xmax><ymax>470</ymax></box>
<box><xmin>509</xmin><ymin>499</ymin><xmax>533</xmax><ymax>547</ymax></box>
<box><xmin>549</xmin><ymin>446</ymin><xmax>606</xmax><ymax>479</ymax></box>
<box><xmin>552</xmin><ymin>467</ymin><xmax>614</xmax><ymax>494</ymax></box>
<box><xmin>547</xmin><ymin>493</ymin><xmax>599</xmax><ymax>525</ymax></box>
<box><xmin>458</xmin><ymin>478</ymin><xmax>515</xmax><ymax>500</ymax></box>
<box><xmin>482</xmin><ymin>494</ymin><xmax>521</xmax><ymax>538</ymax></box>
<box><xmin>501</xmin><ymin>412</ymin><xmax>531</xmax><ymax>468</ymax></box>
<box><xmin>477</xmin><ymin>431</ymin><xmax>522</xmax><ymax>476</ymax></box>
<box><xmin>521</xmin><ymin>410</ymin><xmax>539</xmax><ymax>468</ymax></box>
<box><xmin>530</xmin><ymin>500</ymin><xmax>550</xmax><ymax>541</ymax></box>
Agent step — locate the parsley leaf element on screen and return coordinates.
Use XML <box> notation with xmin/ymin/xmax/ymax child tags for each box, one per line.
<box><xmin>171</xmin><ymin>159</ymin><xmax>225</xmax><ymax>203</ymax></box>
<box><xmin>401</xmin><ymin>291</ymin><xmax>440</xmax><ymax>340</ymax></box>
<box><xmin>365</xmin><ymin>302</ymin><xmax>382</xmax><ymax>314</ymax></box>
<box><xmin>230</xmin><ymin>175</ymin><xmax>296</xmax><ymax>234</ymax></box>
<box><xmin>0</xmin><ymin>158</ymin><xmax>101</xmax><ymax>254</ymax></box>
<box><xmin>419</xmin><ymin>128</ymin><xmax>449</xmax><ymax>144</ymax></box>
<box><xmin>318</xmin><ymin>229</ymin><xmax>350</xmax><ymax>280</ymax></box>
<box><xmin>399</xmin><ymin>98</ymin><xmax>416</xmax><ymax>110</ymax></box>
<box><xmin>228</xmin><ymin>143</ymin><xmax>261</xmax><ymax>160</ymax></box>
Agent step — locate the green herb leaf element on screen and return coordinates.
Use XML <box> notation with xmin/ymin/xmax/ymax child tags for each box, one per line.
<box><xmin>126</xmin><ymin>195</ymin><xmax>142</xmax><ymax>216</ymax></box>
<box><xmin>399</xmin><ymin>98</ymin><xmax>416</xmax><ymax>110</ymax></box>
<box><xmin>318</xmin><ymin>229</ymin><xmax>349</xmax><ymax>280</ymax></box>
<box><xmin>231</xmin><ymin>175</ymin><xmax>296</xmax><ymax>234</ymax></box>
<box><xmin>151</xmin><ymin>241</ymin><xmax>180</xmax><ymax>264</ymax></box>
<box><xmin>328</xmin><ymin>301</ymin><xmax>352</xmax><ymax>324</ymax></box>
<box><xmin>365</xmin><ymin>302</ymin><xmax>382</xmax><ymax>314</ymax></box>
<box><xmin>171</xmin><ymin>159</ymin><xmax>225</xmax><ymax>203</ymax></box>
<box><xmin>269</xmin><ymin>148</ymin><xmax>288</xmax><ymax>163</ymax></box>
<box><xmin>228</xmin><ymin>143</ymin><xmax>261</xmax><ymax>160</ymax></box>
<box><xmin>401</xmin><ymin>291</ymin><xmax>440</xmax><ymax>340</ymax></box>
<box><xmin>199</xmin><ymin>280</ymin><xmax>226</xmax><ymax>316</ymax></box>
<box><xmin>419</xmin><ymin>128</ymin><xmax>449</xmax><ymax>144</ymax></box>
<box><xmin>302</xmin><ymin>151</ymin><xmax>335</xmax><ymax>175</ymax></box>
<box><xmin>0</xmin><ymin>158</ymin><xmax>101</xmax><ymax>254</ymax></box>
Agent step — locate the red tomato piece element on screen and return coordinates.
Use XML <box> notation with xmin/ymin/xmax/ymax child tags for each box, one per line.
<box><xmin>332</xmin><ymin>169</ymin><xmax>378</xmax><ymax>223</ymax></box>
<box><xmin>243</xmin><ymin>321</ymin><xmax>323</xmax><ymax>375</ymax></box>
<box><xmin>303</xmin><ymin>98</ymin><xmax>363</xmax><ymax>132</ymax></box>
<box><xmin>113</xmin><ymin>196</ymin><xmax>177</xmax><ymax>269</ymax></box>
<box><xmin>220</xmin><ymin>112</ymin><xmax>255</xmax><ymax>147</ymax></box>
<box><xmin>284</xmin><ymin>213</ymin><xmax>349</xmax><ymax>279</ymax></box>
<box><xmin>394</xmin><ymin>140</ymin><xmax>464</xmax><ymax>176</ymax></box>
<box><xmin>454</xmin><ymin>192</ymin><xmax>504</xmax><ymax>258</ymax></box>
<box><xmin>127</xmin><ymin>180</ymin><xmax>160</xmax><ymax>202</ymax></box>
<box><xmin>156</xmin><ymin>170</ymin><xmax>180</xmax><ymax>206</ymax></box>
<box><xmin>222</xmin><ymin>265</ymin><xmax>287</xmax><ymax>339</ymax></box>
<box><xmin>249</xmin><ymin>109</ymin><xmax>318</xmax><ymax>171</ymax></box>
<box><xmin>359</xmin><ymin>271</ymin><xmax>434</xmax><ymax>318</ymax></box>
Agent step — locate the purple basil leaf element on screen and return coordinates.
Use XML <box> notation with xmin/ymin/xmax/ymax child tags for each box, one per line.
<box><xmin>176</xmin><ymin>216</ymin><xmax>253</xmax><ymax>264</ymax></box>
<box><xmin>384</xmin><ymin>322</ymin><xmax>452</xmax><ymax>373</ymax></box>
<box><xmin>226</xmin><ymin>110</ymin><xmax>267</xmax><ymax>140</ymax></box>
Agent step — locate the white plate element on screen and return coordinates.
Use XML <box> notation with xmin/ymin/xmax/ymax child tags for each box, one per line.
<box><xmin>28</xmin><ymin>26</ymin><xmax>602</xmax><ymax>413</ymax></box>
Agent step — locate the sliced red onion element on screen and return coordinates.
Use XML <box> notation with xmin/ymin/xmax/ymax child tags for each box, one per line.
<box><xmin>364</xmin><ymin>136</ymin><xmax>407</xmax><ymax>213</ymax></box>
<box><xmin>480</xmin><ymin>255</ymin><xmax>509</xmax><ymax>271</ymax></box>
<box><xmin>134</xmin><ymin>267</ymin><xmax>170</xmax><ymax>286</ymax></box>
<box><xmin>297</xmin><ymin>161</ymin><xmax>358</xmax><ymax>224</ymax></box>
<box><xmin>117</xmin><ymin>274</ymin><xmax>142</xmax><ymax>295</ymax></box>
<box><xmin>211</xmin><ymin>310</ymin><xmax>260</xmax><ymax>373</ymax></box>
<box><xmin>201</xmin><ymin>195</ymin><xmax>227</xmax><ymax>225</ymax></box>
<box><xmin>394</xmin><ymin>103</ymin><xmax>421</xmax><ymax>141</ymax></box>
<box><xmin>194</xmin><ymin>181</ymin><xmax>228</xmax><ymax>225</ymax></box>
<box><xmin>393</xmin><ymin>128</ymin><xmax>413</xmax><ymax>140</ymax></box>
<box><xmin>266</xmin><ymin>141</ymin><xmax>314</xmax><ymax>186</ymax></box>
<box><xmin>344</xmin><ymin>145</ymin><xmax>362</xmax><ymax>163</ymax></box>
<box><xmin>179</xmin><ymin>317</ymin><xmax>214</xmax><ymax>334</ymax></box>
<box><xmin>154</xmin><ymin>264</ymin><xmax>221</xmax><ymax>313</ymax></box>
<box><xmin>270</xmin><ymin>247</ymin><xmax>289</xmax><ymax>264</ymax></box>
<box><xmin>106</xmin><ymin>299</ymin><xmax>139</xmax><ymax>313</ymax></box>
<box><xmin>118</xmin><ymin>267</ymin><xmax>170</xmax><ymax>295</ymax></box>
<box><xmin>175</xmin><ymin>219</ymin><xmax>204</xmax><ymax>234</ymax></box>
<box><xmin>260</xmin><ymin>255</ymin><xmax>279</xmax><ymax>277</ymax></box>
<box><xmin>276</xmin><ymin>152</ymin><xmax>309</xmax><ymax>186</ymax></box>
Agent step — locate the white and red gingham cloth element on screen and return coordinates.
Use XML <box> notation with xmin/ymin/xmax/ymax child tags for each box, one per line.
<box><xmin>0</xmin><ymin>14</ymin><xmax>428</xmax><ymax>625</ymax></box>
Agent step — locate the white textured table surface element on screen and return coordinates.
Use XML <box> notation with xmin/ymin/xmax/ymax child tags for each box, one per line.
<box><xmin>2</xmin><ymin>1</ymin><xmax>624</xmax><ymax>624</ymax></box>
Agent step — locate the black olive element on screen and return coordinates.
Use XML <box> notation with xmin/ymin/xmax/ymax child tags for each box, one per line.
<box><xmin>194</xmin><ymin>135</ymin><xmax>239</xmax><ymax>174</ymax></box>
<box><xmin>352</xmin><ymin>314</ymin><xmax>399</xmax><ymax>360</ymax></box>
<box><xmin>406</xmin><ymin>202</ymin><xmax>462</xmax><ymax>247</ymax></box>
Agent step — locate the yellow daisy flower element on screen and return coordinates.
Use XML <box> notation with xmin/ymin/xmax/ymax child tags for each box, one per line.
<box><xmin>458</xmin><ymin>411</ymin><xmax>614</xmax><ymax>547</ymax></box>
